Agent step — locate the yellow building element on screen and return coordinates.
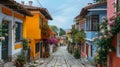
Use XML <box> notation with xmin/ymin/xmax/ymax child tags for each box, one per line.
<box><xmin>23</xmin><ymin>2</ymin><xmax>52</xmax><ymax>59</ymax></box>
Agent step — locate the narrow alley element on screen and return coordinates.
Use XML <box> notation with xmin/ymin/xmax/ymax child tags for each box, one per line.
<box><xmin>38</xmin><ymin>46</ymin><xmax>84</xmax><ymax>67</ymax></box>
<box><xmin>1</xmin><ymin>0</ymin><xmax>120</xmax><ymax>67</ymax></box>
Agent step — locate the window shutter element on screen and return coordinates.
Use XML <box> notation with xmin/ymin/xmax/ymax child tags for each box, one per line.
<box><xmin>117</xmin><ymin>33</ymin><xmax>120</xmax><ymax>57</ymax></box>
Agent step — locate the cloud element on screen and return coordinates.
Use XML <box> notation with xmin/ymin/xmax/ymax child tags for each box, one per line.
<box><xmin>49</xmin><ymin>16</ymin><xmax>71</xmax><ymax>29</ymax></box>
<box><xmin>16</xmin><ymin>0</ymin><xmax>92</xmax><ymax>29</ymax></box>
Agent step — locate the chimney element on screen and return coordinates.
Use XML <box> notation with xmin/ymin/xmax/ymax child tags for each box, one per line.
<box><xmin>21</xmin><ymin>1</ymin><xmax>24</xmax><ymax>5</ymax></box>
<box><xmin>88</xmin><ymin>3</ymin><xmax>92</xmax><ymax>6</ymax></box>
<box><xmin>29</xmin><ymin>1</ymin><xmax>33</xmax><ymax>6</ymax></box>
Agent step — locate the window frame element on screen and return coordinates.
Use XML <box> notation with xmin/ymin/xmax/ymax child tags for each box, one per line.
<box><xmin>117</xmin><ymin>32</ymin><xmax>120</xmax><ymax>57</ymax></box>
<box><xmin>117</xmin><ymin>0</ymin><xmax>120</xmax><ymax>12</ymax></box>
<box><xmin>91</xmin><ymin>15</ymin><xmax>99</xmax><ymax>31</ymax></box>
<box><xmin>15</xmin><ymin>22</ymin><xmax>22</xmax><ymax>42</ymax></box>
<box><xmin>36</xmin><ymin>42</ymin><xmax>40</xmax><ymax>53</ymax></box>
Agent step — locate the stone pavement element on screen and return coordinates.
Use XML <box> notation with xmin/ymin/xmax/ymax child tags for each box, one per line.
<box><xmin>37</xmin><ymin>46</ymin><xmax>84</xmax><ymax>67</ymax></box>
<box><xmin>3</xmin><ymin>46</ymin><xmax>94</xmax><ymax>67</ymax></box>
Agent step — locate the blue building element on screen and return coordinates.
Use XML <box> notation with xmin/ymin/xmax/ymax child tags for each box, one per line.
<box><xmin>76</xmin><ymin>2</ymin><xmax>107</xmax><ymax>65</ymax></box>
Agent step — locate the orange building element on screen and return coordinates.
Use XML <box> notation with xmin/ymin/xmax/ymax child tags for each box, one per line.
<box><xmin>23</xmin><ymin>1</ymin><xmax>52</xmax><ymax>59</ymax></box>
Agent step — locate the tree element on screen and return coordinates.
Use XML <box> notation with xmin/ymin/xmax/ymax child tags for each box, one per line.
<box><xmin>59</xmin><ymin>28</ymin><xmax>66</xmax><ymax>36</ymax></box>
<box><xmin>74</xmin><ymin>29</ymin><xmax>86</xmax><ymax>44</ymax></box>
<box><xmin>72</xmin><ymin>28</ymin><xmax>86</xmax><ymax>44</ymax></box>
<box><xmin>49</xmin><ymin>25</ymin><xmax>58</xmax><ymax>34</ymax></box>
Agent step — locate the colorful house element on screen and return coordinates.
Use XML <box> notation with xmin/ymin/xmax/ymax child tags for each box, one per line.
<box><xmin>77</xmin><ymin>2</ymin><xmax>107</xmax><ymax>64</ymax></box>
<box><xmin>0</xmin><ymin>0</ymin><xmax>32</xmax><ymax>61</ymax></box>
<box><xmin>74</xmin><ymin>15</ymin><xmax>85</xmax><ymax>31</ymax></box>
<box><xmin>107</xmin><ymin>0</ymin><xmax>120</xmax><ymax>67</ymax></box>
<box><xmin>23</xmin><ymin>1</ymin><xmax>52</xmax><ymax>59</ymax></box>
<box><xmin>74</xmin><ymin>17</ymin><xmax>86</xmax><ymax>56</ymax></box>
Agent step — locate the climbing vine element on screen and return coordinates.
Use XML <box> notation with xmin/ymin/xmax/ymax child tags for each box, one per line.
<box><xmin>94</xmin><ymin>16</ymin><xmax>120</xmax><ymax>66</ymax></box>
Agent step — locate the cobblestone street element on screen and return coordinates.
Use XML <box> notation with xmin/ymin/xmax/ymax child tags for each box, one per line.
<box><xmin>38</xmin><ymin>46</ymin><xmax>84</xmax><ymax>67</ymax></box>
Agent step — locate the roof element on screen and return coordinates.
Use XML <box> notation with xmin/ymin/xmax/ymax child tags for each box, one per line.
<box><xmin>67</xmin><ymin>30</ymin><xmax>72</xmax><ymax>34</ymax></box>
<box><xmin>24</xmin><ymin>5</ymin><xmax>53</xmax><ymax>20</ymax></box>
<box><xmin>0</xmin><ymin>0</ymin><xmax>33</xmax><ymax>16</ymax></box>
<box><xmin>79</xmin><ymin>1</ymin><xmax>106</xmax><ymax>18</ymax></box>
<box><xmin>48</xmin><ymin>27</ymin><xmax>56</xmax><ymax>35</ymax></box>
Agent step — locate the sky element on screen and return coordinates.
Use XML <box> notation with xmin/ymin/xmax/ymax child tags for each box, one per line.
<box><xmin>16</xmin><ymin>0</ymin><xmax>93</xmax><ymax>30</ymax></box>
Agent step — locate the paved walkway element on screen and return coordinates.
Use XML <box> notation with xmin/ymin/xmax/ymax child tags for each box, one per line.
<box><xmin>38</xmin><ymin>46</ymin><xmax>84</xmax><ymax>67</ymax></box>
<box><xmin>3</xmin><ymin>46</ymin><xmax>85</xmax><ymax>67</ymax></box>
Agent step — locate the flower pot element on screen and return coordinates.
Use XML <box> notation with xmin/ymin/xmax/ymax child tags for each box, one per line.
<box><xmin>20</xmin><ymin>63</ymin><xmax>24</xmax><ymax>67</ymax></box>
<box><xmin>98</xmin><ymin>63</ymin><xmax>102</xmax><ymax>67</ymax></box>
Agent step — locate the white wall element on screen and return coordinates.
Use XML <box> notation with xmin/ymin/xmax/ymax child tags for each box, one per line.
<box><xmin>0</xmin><ymin>4</ymin><xmax>23</xmax><ymax>60</ymax></box>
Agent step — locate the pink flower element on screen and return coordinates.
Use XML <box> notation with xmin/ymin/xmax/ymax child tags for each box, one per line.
<box><xmin>108</xmin><ymin>32</ymin><xmax>113</xmax><ymax>37</ymax></box>
<box><xmin>111</xmin><ymin>20</ymin><xmax>115</xmax><ymax>23</ymax></box>
<box><xmin>108</xmin><ymin>20</ymin><xmax>115</xmax><ymax>26</ymax></box>
<box><xmin>100</xmin><ymin>29</ymin><xmax>105</xmax><ymax>34</ymax></box>
<box><xmin>102</xmin><ymin>19</ymin><xmax>106</xmax><ymax>23</ymax></box>
<box><xmin>107</xmin><ymin>25</ymin><xmax>111</xmax><ymax>31</ymax></box>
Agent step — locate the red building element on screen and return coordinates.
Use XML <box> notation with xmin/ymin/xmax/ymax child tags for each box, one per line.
<box><xmin>107</xmin><ymin>0</ymin><xmax>120</xmax><ymax>67</ymax></box>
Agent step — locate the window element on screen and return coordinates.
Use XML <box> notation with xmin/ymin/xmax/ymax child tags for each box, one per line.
<box><xmin>91</xmin><ymin>15</ymin><xmax>99</xmax><ymax>31</ymax></box>
<box><xmin>36</xmin><ymin>42</ymin><xmax>40</xmax><ymax>53</ymax></box>
<box><xmin>15</xmin><ymin>22</ymin><xmax>22</xmax><ymax>42</ymax></box>
<box><xmin>117</xmin><ymin>0</ymin><xmax>120</xmax><ymax>11</ymax></box>
<box><xmin>86</xmin><ymin>17</ymin><xmax>90</xmax><ymax>31</ymax></box>
<box><xmin>117</xmin><ymin>32</ymin><xmax>120</xmax><ymax>57</ymax></box>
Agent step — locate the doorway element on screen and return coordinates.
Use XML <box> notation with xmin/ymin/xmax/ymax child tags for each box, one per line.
<box><xmin>40</xmin><ymin>41</ymin><xmax>43</xmax><ymax>58</ymax></box>
<box><xmin>1</xmin><ymin>20</ymin><xmax>9</xmax><ymax>62</ymax></box>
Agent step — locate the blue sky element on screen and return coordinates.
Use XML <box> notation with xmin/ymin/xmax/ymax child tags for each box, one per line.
<box><xmin>16</xmin><ymin>0</ymin><xmax>93</xmax><ymax>29</ymax></box>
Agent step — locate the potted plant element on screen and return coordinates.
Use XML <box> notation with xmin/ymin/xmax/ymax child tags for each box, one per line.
<box><xmin>45</xmin><ymin>52</ymin><xmax>50</xmax><ymax>58</ymax></box>
<box><xmin>22</xmin><ymin>38</ymin><xmax>29</xmax><ymax>51</ymax></box>
<box><xmin>14</xmin><ymin>54</ymin><xmax>26</xmax><ymax>67</ymax></box>
<box><xmin>74</xmin><ymin>48</ymin><xmax>80</xmax><ymax>59</ymax></box>
<box><xmin>22</xmin><ymin>38</ymin><xmax>29</xmax><ymax>63</ymax></box>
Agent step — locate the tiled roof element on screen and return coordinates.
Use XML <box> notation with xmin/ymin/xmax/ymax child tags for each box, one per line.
<box><xmin>24</xmin><ymin>5</ymin><xmax>53</xmax><ymax>20</ymax></box>
<box><xmin>0</xmin><ymin>0</ymin><xmax>33</xmax><ymax>16</ymax></box>
<box><xmin>77</xmin><ymin>1</ymin><xmax>106</xmax><ymax>18</ymax></box>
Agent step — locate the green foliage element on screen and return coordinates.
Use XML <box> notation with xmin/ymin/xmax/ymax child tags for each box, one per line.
<box><xmin>42</xmin><ymin>25</ymin><xmax>49</xmax><ymax>35</ymax></box>
<box><xmin>16</xmin><ymin>54</ymin><xmax>26</xmax><ymax>64</ymax></box>
<box><xmin>49</xmin><ymin>25</ymin><xmax>58</xmax><ymax>34</ymax></box>
<box><xmin>95</xmin><ymin>37</ymin><xmax>115</xmax><ymax>65</ymax></box>
<box><xmin>71</xmin><ymin>28</ymin><xmax>86</xmax><ymax>44</ymax></box>
<box><xmin>74</xmin><ymin>29</ymin><xmax>86</xmax><ymax>43</ymax></box>
<box><xmin>94</xmin><ymin>17</ymin><xmax>120</xmax><ymax>66</ymax></box>
<box><xmin>110</xmin><ymin>16</ymin><xmax>120</xmax><ymax>35</ymax></box>
<box><xmin>0</xmin><ymin>20</ymin><xmax>8</xmax><ymax>37</ymax></box>
<box><xmin>59</xmin><ymin>28</ymin><xmax>66</xmax><ymax>36</ymax></box>
<box><xmin>67</xmin><ymin>41</ymin><xmax>70</xmax><ymax>52</ymax></box>
<box><xmin>74</xmin><ymin>48</ymin><xmax>80</xmax><ymax>59</ymax></box>
<box><xmin>22</xmin><ymin>38</ymin><xmax>29</xmax><ymax>50</ymax></box>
